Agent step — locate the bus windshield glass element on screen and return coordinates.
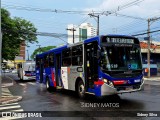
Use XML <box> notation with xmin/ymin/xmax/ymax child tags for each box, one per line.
<box><xmin>100</xmin><ymin>45</ymin><xmax>142</xmax><ymax>71</ymax></box>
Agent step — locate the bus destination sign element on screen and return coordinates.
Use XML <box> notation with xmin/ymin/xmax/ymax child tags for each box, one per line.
<box><xmin>106</xmin><ymin>38</ymin><xmax>134</xmax><ymax>44</ymax></box>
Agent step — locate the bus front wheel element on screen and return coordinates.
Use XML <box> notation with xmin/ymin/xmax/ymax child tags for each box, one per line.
<box><xmin>77</xmin><ymin>80</ymin><xmax>85</xmax><ymax>98</ymax></box>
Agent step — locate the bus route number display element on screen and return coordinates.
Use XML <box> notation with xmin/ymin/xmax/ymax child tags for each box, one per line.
<box><xmin>106</xmin><ymin>38</ymin><xmax>134</xmax><ymax>44</ymax></box>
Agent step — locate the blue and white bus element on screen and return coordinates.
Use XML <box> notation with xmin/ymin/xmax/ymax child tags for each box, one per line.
<box><xmin>36</xmin><ymin>35</ymin><xmax>144</xmax><ymax>98</ymax></box>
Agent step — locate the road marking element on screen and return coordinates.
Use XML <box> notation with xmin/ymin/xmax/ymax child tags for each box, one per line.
<box><xmin>19</xmin><ymin>83</ymin><xmax>26</xmax><ymax>86</ymax></box>
<box><xmin>0</xmin><ymin>102</ymin><xmax>24</xmax><ymax>120</ymax></box>
<box><xmin>10</xmin><ymin>109</ymin><xmax>24</xmax><ymax>112</ymax></box>
<box><xmin>0</xmin><ymin>103</ymin><xmax>19</xmax><ymax>107</ymax></box>
<box><xmin>2</xmin><ymin>88</ymin><xmax>13</xmax><ymax>96</ymax></box>
<box><xmin>28</xmin><ymin>82</ymin><xmax>36</xmax><ymax>85</ymax></box>
<box><xmin>0</xmin><ymin>105</ymin><xmax>21</xmax><ymax>110</ymax></box>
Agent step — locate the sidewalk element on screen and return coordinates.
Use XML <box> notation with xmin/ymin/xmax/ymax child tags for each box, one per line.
<box><xmin>144</xmin><ymin>76</ymin><xmax>160</xmax><ymax>81</ymax></box>
<box><xmin>0</xmin><ymin>74</ymin><xmax>22</xmax><ymax>105</ymax></box>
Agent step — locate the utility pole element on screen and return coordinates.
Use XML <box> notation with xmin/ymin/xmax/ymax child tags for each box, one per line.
<box><xmin>88</xmin><ymin>13</ymin><xmax>99</xmax><ymax>35</ymax></box>
<box><xmin>36</xmin><ymin>45</ymin><xmax>41</xmax><ymax>54</ymax></box>
<box><xmin>147</xmin><ymin>18</ymin><xmax>151</xmax><ymax>78</ymax></box>
<box><xmin>0</xmin><ymin>32</ymin><xmax>2</xmax><ymax>97</ymax></box>
<box><xmin>147</xmin><ymin>17</ymin><xmax>160</xmax><ymax>77</ymax></box>
<box><xmin>0</xmin><ymin>4</ymin><xmax>2</xmax><ymax>96</ymax></box>
<box><xmin>66</xmin><ymin>28</ymin><xmax>76</xmax><ymax>43</ymax></box>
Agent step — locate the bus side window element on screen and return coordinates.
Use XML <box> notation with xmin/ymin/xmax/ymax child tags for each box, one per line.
<box><xmin>72</xmin><ymin>45</ymin><xmax>83</xmax><ymax>66</ymax></box>
<box><xmin>49</xmin><ymin>53</ymin><xmax>54</xmax><ymax>67</ymax></box>
<box><xmin>36</xmin><ymin>57</ymin><xmax>40</xmax><ymax>68</ymax></box>
<box><xmin>44</xmin><ymin>54</ymin><xmax>49</xmax><ymax>68</ymax></box>
<box><xmin>62</xmin><ymin>48</ymin><xmax>71</xmax><ymax>66</ymax></box>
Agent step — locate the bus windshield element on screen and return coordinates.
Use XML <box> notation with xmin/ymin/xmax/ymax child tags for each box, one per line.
<box><xmin>100</xmin><ymin>45</ymin><xmax>142</xmax><ymax>71</ymax></box>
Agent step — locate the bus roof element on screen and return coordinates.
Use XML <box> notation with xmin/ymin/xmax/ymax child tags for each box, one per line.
<box><xmin>36</xmin><ymin>45</ymin><xmax>67</xmax><ymax>58</ymax></box>
<box><xmin>105</xmin><ymin>34</ymin><xmax>137</xmax><ymax>39</ymax></box>
<box><xmin>36</xmin><ymin>34</ymin><xmax>138</xmax><ymax>58</ymax></box>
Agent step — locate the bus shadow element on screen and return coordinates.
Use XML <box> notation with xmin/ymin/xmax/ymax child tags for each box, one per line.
<box><xmin>15</xmin><ymin>79</ymin><xmax>36</xmax><ymax>83</ymax></box>
<box><xmin>48</xmin><ymin>89</ymin><xmax>144</xmax><ymax>109</ymax></box>
<box><xmin>48</xmin><ymin>88</ymin><xmax>119</xmax><ymax>102</ymax></box>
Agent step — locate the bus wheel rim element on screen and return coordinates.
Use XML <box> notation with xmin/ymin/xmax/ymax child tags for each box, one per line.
<box><xmin>79</xmin><ymin>84</ymin><xmax>84</xmax><ymax>94</ymax></box>
<box><xmin>46</xmin><ymin>80</ymin><xmax>49</xmax><ymax>88</ymax></box>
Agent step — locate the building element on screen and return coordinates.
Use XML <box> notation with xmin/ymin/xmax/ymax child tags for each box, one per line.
<box><xmin>13</xmin><ymin>40</ymin><xmax>26</xmax><ymax>68</ymax></box>
<box><xmin>19</xmin><ymin>40</ymin><xmax>26</xmax><ymax>60</ymax></box>
<box><xmin>67</xmin><ymin>23</ymin><xmax>97</xmax><ymax>44</ymax></box>
<box><xmin>140</xmin><ymin>41</ymin><xmax>160</xmax><ymax>76</ymax></box>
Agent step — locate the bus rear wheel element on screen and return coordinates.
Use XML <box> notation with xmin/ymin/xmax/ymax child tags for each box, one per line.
<box><xmin>77</xmin><ymin>80</ymin><xmax>85</xmax><ymax>98</ymax></box>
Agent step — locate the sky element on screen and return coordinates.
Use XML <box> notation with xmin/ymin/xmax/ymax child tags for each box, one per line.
<box><xmin>1</xmin><ymin>0</ymin><xmax>160</xmax><ymax>59</ymax></box>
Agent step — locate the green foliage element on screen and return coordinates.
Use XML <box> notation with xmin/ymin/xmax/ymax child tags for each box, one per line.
<box><xmin>31</xmin><ymin>46</ymin><xmax>56</xmax><ymax>59</ymax></box>
<box><xmin>1</xmin><ymin>8</ymin><xmax>38</xmax><ymax>60</ymax></box>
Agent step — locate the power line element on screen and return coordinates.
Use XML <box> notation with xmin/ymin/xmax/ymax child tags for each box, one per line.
<box><xmin>132</xmin><ymin>29</ymin><xmax>160</xmax><ymax>36</ymax></box>
<box><xmin>2</xmin><ymin>0</ymin><xmax>145</xmax><ymax>16</ymax></box>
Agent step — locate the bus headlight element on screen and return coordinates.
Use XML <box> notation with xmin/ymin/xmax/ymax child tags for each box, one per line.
<box><xmin>103</xmin><ymin>78</ymin><xmax>108</xmax><ymax>83</ymax></box>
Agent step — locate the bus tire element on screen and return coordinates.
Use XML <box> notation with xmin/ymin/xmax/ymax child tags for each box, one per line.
<box><xmin>77</xmin><ymin>80</ymin><xmax>85</xmax><ymax>98</ymax></box>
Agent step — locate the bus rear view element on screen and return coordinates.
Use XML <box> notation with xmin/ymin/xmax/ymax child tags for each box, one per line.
<box><xmin>18</xmin><ymin>61</ymin><xmax>36</xmax><ymax>80</ymax></box>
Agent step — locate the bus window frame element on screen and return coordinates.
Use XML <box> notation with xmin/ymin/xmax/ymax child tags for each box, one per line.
<box><xmin>62</xmin><ymin>48</ymin><xmax>72</xmax><ymax>67</ymax></box>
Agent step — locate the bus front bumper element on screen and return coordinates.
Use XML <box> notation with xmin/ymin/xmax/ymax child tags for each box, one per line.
<box><xmin>101</xmin><ymin>81</ymin><xmax>144</xmax><ymax>96</ymax></box>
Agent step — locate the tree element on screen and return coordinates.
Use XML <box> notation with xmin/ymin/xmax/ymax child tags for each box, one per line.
<box><xmin>1</xmin><ymin>8</ymin><xmax>38</xmax><ymax>60</ymax></box>
<box><xmin>31</xmin><ymin>46</ymin><xmax>56</xmax><ymax>59</ymax></box>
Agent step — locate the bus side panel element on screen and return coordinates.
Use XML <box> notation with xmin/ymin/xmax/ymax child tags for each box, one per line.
<box><xmin>44</xmin><ymin>67</ymin><xmax>50</xmax><ymax>83</ymax></box>
<box><xmin>50</xmin><ymin>67</ymin><xmax>56</xmax><ymax>87</ymax></box>
<box><xmin>36</xmin><ymin>68</ymin><xmax>40</xmax><ymax>82</ymax></box>
<box><xmin>61</xmin><ymin>67</ymin><xmax>68</xmax><ymax>89</ymax></box>
<box><xmin>61</xmin><ymin>66</ymin><xmax>84</xmax><ymax>91</ymax></box>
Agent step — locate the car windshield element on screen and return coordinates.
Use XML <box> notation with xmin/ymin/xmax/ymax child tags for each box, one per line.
<box><xmin>100</xmin><ymin>45</ymin><xmax>142</xmax><ymax>71</ymax></box>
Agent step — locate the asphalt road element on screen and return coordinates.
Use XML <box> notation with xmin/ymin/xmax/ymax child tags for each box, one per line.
<box><xmin>3</xmin><ymin>73</ymin><xmax>160</xmax><ymax>120</ymax></box>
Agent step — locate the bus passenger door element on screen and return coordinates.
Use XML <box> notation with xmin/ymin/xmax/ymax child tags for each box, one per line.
<box><xmin>55</xmin><ymin>53</ymin><xmax>62</xmax><ymax>87</ymax></box>
<box><xmin>40</xmin><ymin>58</ymin><xmax>44</xmax><ymax>83</ymax></box>
<box><xmin>85</xmin><ymin>41</ymin><xmax>98</xmax><ymax>89</ymax></box>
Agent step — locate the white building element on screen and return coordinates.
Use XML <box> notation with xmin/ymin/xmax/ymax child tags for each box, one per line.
<box><xmin>67</xmin><ymin>23</ymin><xmax>97</xmax><ymax>44</ymax></box>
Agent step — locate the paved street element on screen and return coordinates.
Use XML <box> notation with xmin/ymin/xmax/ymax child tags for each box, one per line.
<box><xmin>1</xmin><ymin>73</ymin><xmax>160</xmax><ymax>120</ymax></box>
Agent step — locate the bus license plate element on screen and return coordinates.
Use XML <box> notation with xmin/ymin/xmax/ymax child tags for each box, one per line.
<box><xmin>126</xmin><ymin>86</ymin><xmax>133</xmax><ymax>90</ymax></box>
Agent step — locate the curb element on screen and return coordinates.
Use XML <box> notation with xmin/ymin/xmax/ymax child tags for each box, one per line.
<box><xmin>0</xmin><ymin>96</ymin><xmax>22</xmax><ymax>105</ymax></box>
<box><xmin>144</xmin><ymin>78</ymin><xmax>160</xmax><ymax>81</ymax></box>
